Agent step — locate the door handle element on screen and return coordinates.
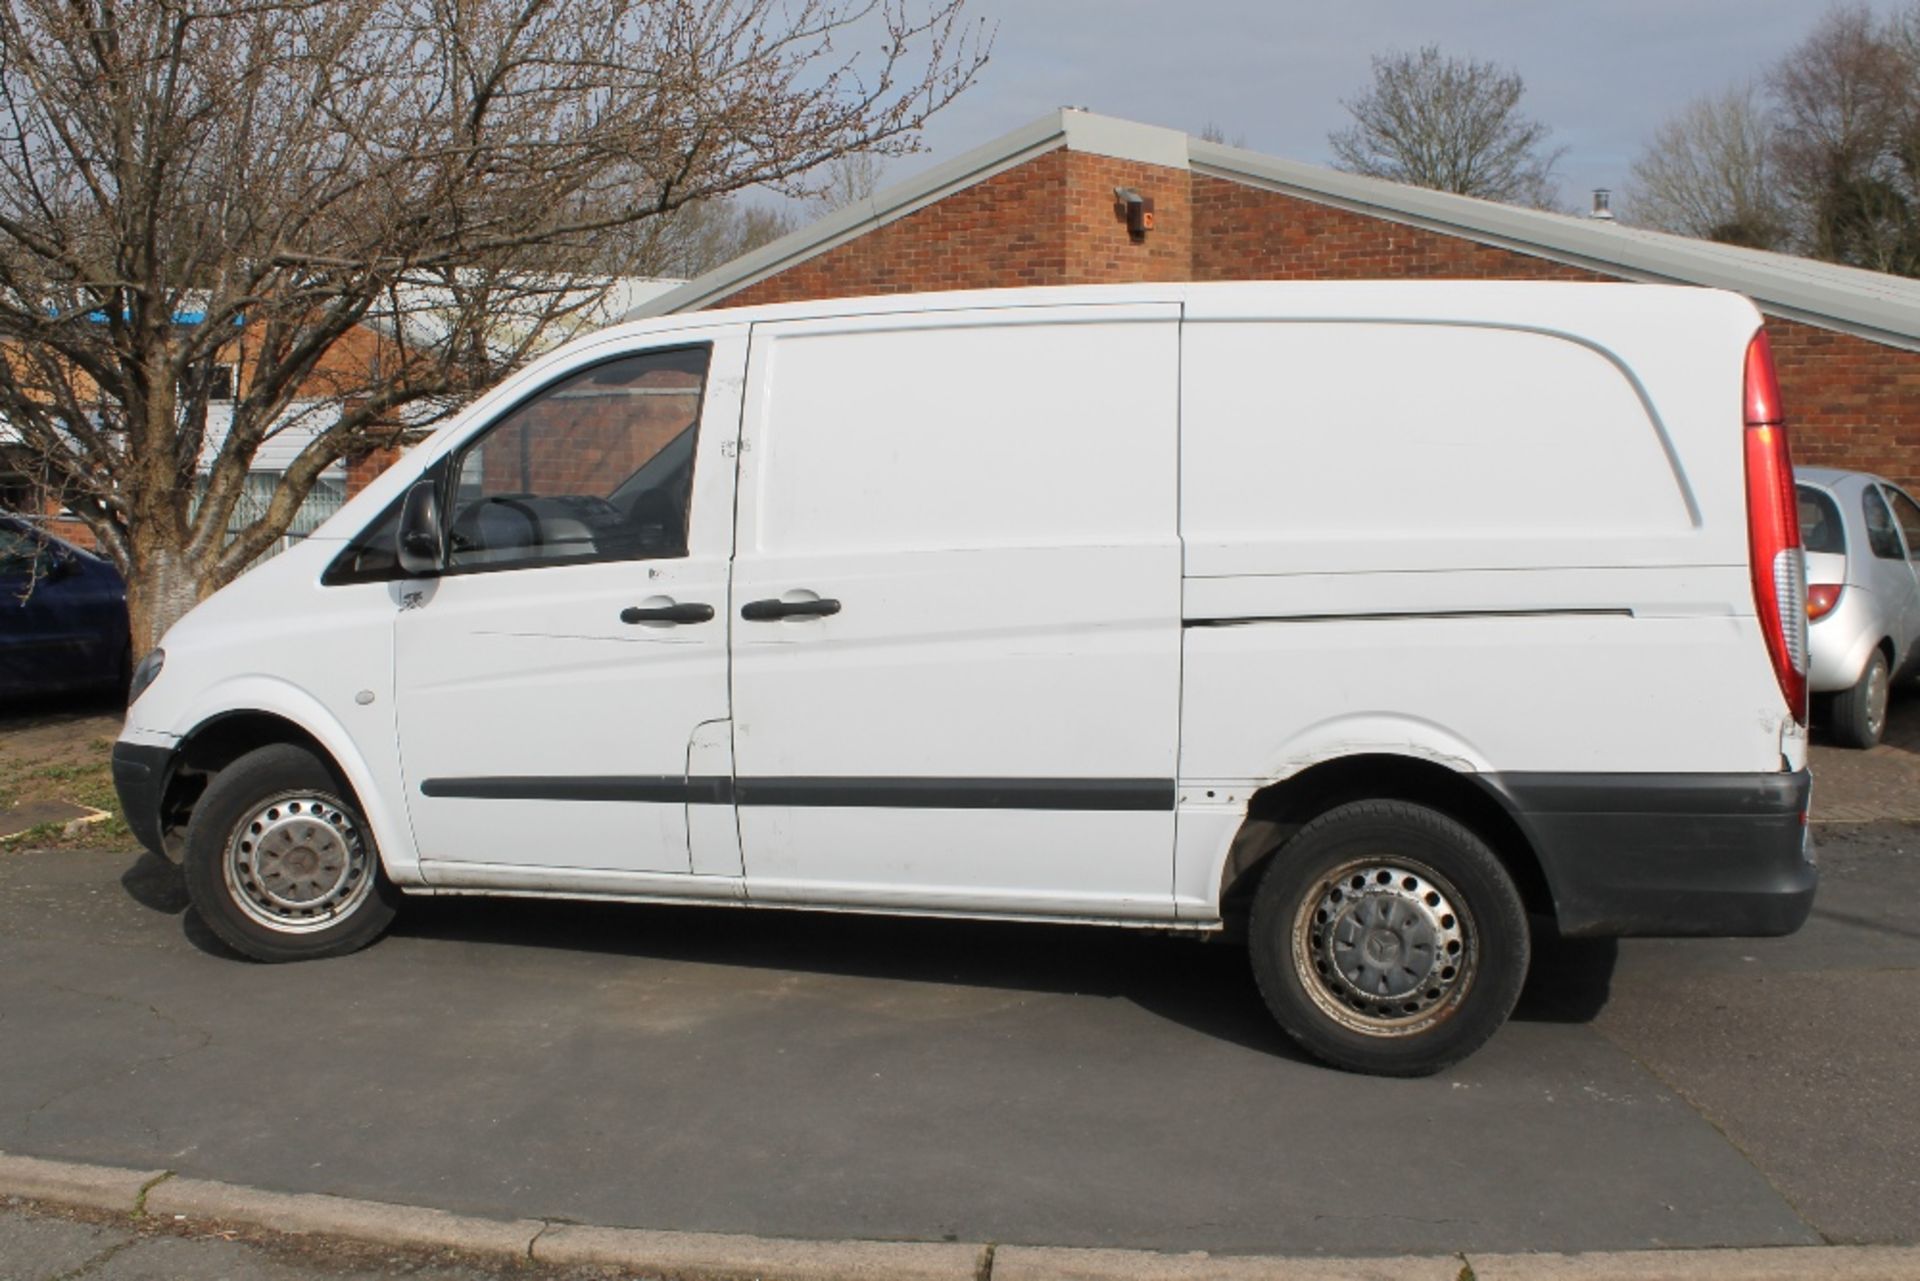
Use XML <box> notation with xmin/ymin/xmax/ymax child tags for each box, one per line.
<box><xmin>740</xmin><ymin>596</ymin><xmax>842</xmax><ymax>621</ymax></box>
<box><xmin>620</xmin><ymin>602</ymin><xmax>714</xmax><ymax>625</ymax></box>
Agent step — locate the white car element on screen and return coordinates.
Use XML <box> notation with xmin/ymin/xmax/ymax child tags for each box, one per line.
<box><xmin>1797</xmin><ymin>467</ymin><xmax>1920</xmax><ymax>747</ymax></box>
<box><xmin>114</xmin><ymin>282</ymin><xmax>1815</xmax><ymax>1076</ymax></box>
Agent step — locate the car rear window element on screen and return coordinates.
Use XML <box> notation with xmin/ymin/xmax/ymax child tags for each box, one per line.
<box><xmin>1798</xmin><ymin>485</ymin><xmax>1846</xmax><ymax>555</ymax></box>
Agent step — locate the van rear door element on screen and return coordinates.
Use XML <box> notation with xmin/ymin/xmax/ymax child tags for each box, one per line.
<box><xmin>728</xmin><ymin>304</ymin><xmax>1183</xmax><ymax>918</ymax></box>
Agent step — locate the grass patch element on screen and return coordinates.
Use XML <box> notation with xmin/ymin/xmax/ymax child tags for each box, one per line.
<box><xmin>0</xmin><ymin>703</ymin><xmax>134</xmax><ymax>851</ymax></box>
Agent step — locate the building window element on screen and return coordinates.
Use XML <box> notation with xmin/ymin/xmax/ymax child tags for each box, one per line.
<box><xmin>180</xmin><ymin>364</ymin><xmax>236</xmax><ymax>402</ymax></box>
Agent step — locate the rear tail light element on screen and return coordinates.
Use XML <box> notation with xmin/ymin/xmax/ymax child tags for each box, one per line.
<box><xmin>1743</xmin><ymin>329</ymin><xmax>1808</xmax><ymax>724</ymax></box>
<box><xmin>1807</xmin><ymin>583</ymin><xmax>1843</xmax><ymax>620</ymax></box>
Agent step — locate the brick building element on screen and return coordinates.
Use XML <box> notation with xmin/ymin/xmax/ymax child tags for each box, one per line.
<box><xmin>633</xmin><ymin>109</ymin><xmax>1920</xmax><ymax>489</ymax></box>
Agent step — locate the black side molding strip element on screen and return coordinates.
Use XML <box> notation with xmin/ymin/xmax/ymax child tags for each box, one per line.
<box><xmin>422</xmin><ymin>776</ymin><xmax>735</xmax><ymax>804</ymax></box>
<box><xmin>1186</xmin><ymin>608</ymin><xmax>1633</xmax><ymax>628</ymax></box>
<box><xmin>1487</xmin><ymin>770</ymin><xmax>1809</xmax><ymax>816</ymax></box>
<box><xmin>420</xmin><ymin>775</ymin><xmax>1176</xmax><ymax>812</ymax></box>
<box><xmin>732</xmin><ymin>777</ymin><xmax>1175</xmax><ymax>811</ymax></box>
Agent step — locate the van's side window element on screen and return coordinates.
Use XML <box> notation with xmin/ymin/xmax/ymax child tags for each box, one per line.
<box><xmin>1863</xmin><ymin>486</ymin><xmax>1905</xmax><ymax>560</ymax></box>
<box><xmin>445</xmin><ymin>346</ymin><xmax>710</xmax><ymax>573</ymax></box>
<box><xmin>1886</xmin><ymin>488</ymin><xmax>1920</xmax><ymax>562</ymax></box>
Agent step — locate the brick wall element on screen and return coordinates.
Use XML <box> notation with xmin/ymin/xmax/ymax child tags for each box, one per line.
<box><xmin>478</xmin><ymin>375</ymin><xmax>699</xmax><ymax>496</ymax></box>
<box><xmin>1767</xmin><ymin>318</ymin><xmax>1920</xmax><ymax>487</ymax></box>
<box><xmin>345</xmin><ymin>445</ymin><xmax>404</xmax><ymax>498</ymax></box>
<box><xmin>38</xmin><ymin>498</ymin><xmax>100</xmax><ymax>551</ymax></box>
<box><xmin>1062</xmin><ymin>154</ymin><xmax>1193</xmax><ymax>283</ymax></box>
<box><xmin>1188</xmin><ymin>176</ymin><xmax>1601</xmax><ymax>282</ymax></box>
<box><xmin>719</xmin><ymin>160</ymin><xmax>1604</xmax><ymax>304</ymax></box>
<box><xmin>724</xmin><ymin>151</ymin><xmax>1074</xmax><ymax>307</ymax></box>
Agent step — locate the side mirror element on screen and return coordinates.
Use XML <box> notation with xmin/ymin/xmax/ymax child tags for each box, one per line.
<box><xmin>396</xmin><ymin>479</ymin><xmax>445</xmax><ymax>576</ymax></box>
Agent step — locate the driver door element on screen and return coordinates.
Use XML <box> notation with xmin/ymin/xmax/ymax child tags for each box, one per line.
<box><xmin>394</xmin><ymin>330</ymin><xmax>745</xmax><ymax>878</ymax></box>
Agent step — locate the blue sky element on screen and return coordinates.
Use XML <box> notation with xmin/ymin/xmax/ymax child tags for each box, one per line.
<box><xmin>879</xmin><ymin>0</ymin><xmax>1911</xmax><ymax>214</ymax></box>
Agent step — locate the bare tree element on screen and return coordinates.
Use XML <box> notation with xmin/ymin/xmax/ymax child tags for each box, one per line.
<box><xmin>1198</xmin><ymin>121</ymin><xmax>1246</xmax><ymax>149</ymax></box>
<box><xmin>0</xmin><ymin>0</ymin><xmax>987</xmax><ymax>651</ymax></box>
<box><xmin>580</xmin><ymin>194</ymin><xmax>800</xmax><ymax>278</ymax></box>
<box><xmin>1329</xmin><ymin>45</ymin><xmax>1564</xmax><ymax>208</ymax></box>
<box><xmin>1770</xmin><ymin>3</ymin><xmax>1920</xmax><ymax>273</ymax></box>
<box><xmin>1627</xmin><ymin>85</ymin><xmax>1788</xmax><ymax>249</ymax></box>
<box><xmin>817</xmin><ymin>152</ymin><xmax>886</xmax><ymax>209</ymax></box>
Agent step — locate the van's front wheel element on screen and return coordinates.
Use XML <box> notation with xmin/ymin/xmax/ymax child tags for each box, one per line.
<box><xmin>183</xmin><ymin>744</ymin><xmax>400</xmax><ymax>962</ymax></box>
<box><xmin>1248</xmin><ymin>801</ymin><xmax>1529</xmax><ymax>1076</ymax></box>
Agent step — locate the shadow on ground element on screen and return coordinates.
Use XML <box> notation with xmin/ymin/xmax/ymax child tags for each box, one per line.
<box><xmin>0</xmin><ymin>688</ymin><xmax>127</xmax><ymax>733</ymax></box>
<box><xmin>121</xmin><ymin>845</ymin><xmax>1619</xmax><ymax>1061</ymax></box>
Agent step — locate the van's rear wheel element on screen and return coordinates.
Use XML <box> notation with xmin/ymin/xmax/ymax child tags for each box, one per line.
<box><xmin>183</xmin><ymin>744</ymin><xmax>399</xmax><ymax>962</ymax></box>
<box><xmin>1831</xmin><ymin>649</ymin><xmax>1890</xmax><ymax>749</ymax></box>
<box><xmin>1248</xmin><ymin>801</ymin><xmax>1528</xmax><ymax>1076</ymax></box>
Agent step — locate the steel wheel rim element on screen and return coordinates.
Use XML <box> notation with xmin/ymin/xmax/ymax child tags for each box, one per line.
<box><xmin>1867</xmin><ymin>660</ymin><xmax>1890</xmax><ymax>739</ymax></box>
<box><xmin>1291</xmin><ymin>858</ymin><xmax>1478</xmax><ymax>1037</ymax></box>
<box><xmin>222</xmin><ymin>792</ymin><xmax>374</xmax><ymax>934</ymax></box>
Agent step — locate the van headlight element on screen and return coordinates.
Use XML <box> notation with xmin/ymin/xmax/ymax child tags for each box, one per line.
<box><xmin>128</xmin><ymin>648</ymin><xmax>165</xmax><ymax>705</ymax></box>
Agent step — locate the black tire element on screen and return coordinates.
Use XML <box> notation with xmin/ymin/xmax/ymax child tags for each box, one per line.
<box><xmin>183</xmin><ymin>743</ymin><xmax>400</xmax><ymax>962</ymax></box>
<box><xmin>1830</xmin><ymin>649</ymin><xmax>1891</xmax><ymax>749</ymax></box>
<box><xmin>1248</xmin><ymin>800</ymin><xmax>1529</xmax><ymax>1077</ymax></box>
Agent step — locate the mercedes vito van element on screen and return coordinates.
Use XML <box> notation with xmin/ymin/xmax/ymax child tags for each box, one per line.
<box><xmin>113</xmin><ymin>282</ymin><xmax>1815</xmax><ymax>1076</ymax></box>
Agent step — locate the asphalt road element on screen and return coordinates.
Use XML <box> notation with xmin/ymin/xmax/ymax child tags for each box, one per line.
<box><xmin>1</xmin><ymin>820</ymin><xmax>1915</xmax><ymax>1260</ymax></box>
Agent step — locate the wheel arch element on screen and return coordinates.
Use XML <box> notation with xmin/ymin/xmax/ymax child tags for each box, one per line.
<box><xmin>159</xmin><ymin>692</ymin><xmax>419</xmax><ymax>882</ymax></box>
<box><xmin>1217</xmin><ymin>753</ymin><xmax>1556</xmax><ymax>931</ymax></box>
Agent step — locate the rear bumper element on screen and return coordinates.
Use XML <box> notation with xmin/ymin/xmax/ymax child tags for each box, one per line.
<box><xmin>1481</xmin><ymin>770</ymin><xmax>1815</xmax><ymax>938</ymax></box>
<box><xmin>111</xmin><ymin>740</ymin><xmax>176</xmax><ymax>861</ymax></box>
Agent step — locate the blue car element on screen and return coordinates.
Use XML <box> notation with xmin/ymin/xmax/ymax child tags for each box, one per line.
<box><xmin>1</xmin><ymin>513</ymin><xmax>131</xmax><ymax>703</ymax></box>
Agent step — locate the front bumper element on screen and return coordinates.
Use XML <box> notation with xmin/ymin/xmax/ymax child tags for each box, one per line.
<box><xmin>1481</xmin><ymin>770</ymin><xmax>1816</xmax><ymax>938</ymax></box>
<box><xmin>111</xmin><ymin>740</ymin><xmax>177</xmax><ymax>861</ymax></box>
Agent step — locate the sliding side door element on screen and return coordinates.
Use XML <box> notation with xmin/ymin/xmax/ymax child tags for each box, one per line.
<box><xmin>728</xmin><ymin>304</ymin><xmax>1183</xmax><ymax>920</ymax></box>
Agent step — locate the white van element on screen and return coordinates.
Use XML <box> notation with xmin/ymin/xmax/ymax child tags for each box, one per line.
<box><xmin>113</xmin><ymin>282</ymin><xmax>1815</xmax><ymax>1076</ymax></box>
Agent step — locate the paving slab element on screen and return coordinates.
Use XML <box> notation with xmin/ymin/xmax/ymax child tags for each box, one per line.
<box><xmin>0</xmin><ymin>1209</ymin><xmax>132</xmax><ymax>1281</ymax></box>
<box><xmin>143</xmin><ymin>1179</ymin><xmax>543</xmax><ymax>1258</ymax></box>
<box><xmin>991</xmin><ymin>1245</ymin><xmax>1463</xmax><ymax>1280</ymax></box>
<box><xmin>533</xmin><ymin>1223</ymin><xmax>983</xmax><ymax>1280</ymax></box>
<box><xmin>0</xmin><ymin>1154</ymin><xmax>162</xmax><ymax>1214</ymax></box>
<box><xmin>1468</xmin><ymin>1245</ymin><xmax>1920</xmax><ymax>1280</ymax></box>
<box><xmin>0</xmin><ymin>800</ymin><xmax>95</xmax><ymax>840</ymax></box>
<box><xmin>1808</xmin><ymin>686</ymin><xmax>1920</xmax><ymax>821</ymax></box>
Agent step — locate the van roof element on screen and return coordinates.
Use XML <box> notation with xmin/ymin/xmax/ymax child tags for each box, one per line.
<box><xmin>598</xmin><ymin>279</ymin><xmax>1758</xmax><ymax>342</ymax></box>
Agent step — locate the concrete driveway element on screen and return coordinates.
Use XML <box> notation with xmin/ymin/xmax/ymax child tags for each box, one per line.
<box><xmin>1</xmin><ymin>819</ymin><xmax>1915</xmax><ymax>1260</ymax></box>
<box><xmin>3</xmin><ymin>691</ymin><xmax>1918</xmax><ymax>1259</ymax></box>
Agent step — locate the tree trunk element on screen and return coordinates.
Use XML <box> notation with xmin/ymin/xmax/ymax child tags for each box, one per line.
<box><xmin>125</xmin><ymin>539</ymin><xmax>212</xmax><ymax>659</ymax></box>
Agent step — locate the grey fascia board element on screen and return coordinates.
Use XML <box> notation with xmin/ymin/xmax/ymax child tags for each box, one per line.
<box><xmin>1191</xmin><ymin>140</ymin><xmax>1920</xmax><ymax>352</ymax></box>
<box><xmin>628</xmin><ymin>113</ymin><xmax>1079</xmax><ymax>319</ymax></box>
<box><xmin>1058</xmin><ymin>110</ymin><xmax>1190</xmax><ymax>170</ymax></box>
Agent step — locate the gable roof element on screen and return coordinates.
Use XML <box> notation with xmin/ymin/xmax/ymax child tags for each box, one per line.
<box><xmin>628</xmin><ymin>109</ymin><xmax>1920</xmax><ymax>352</ymax></box>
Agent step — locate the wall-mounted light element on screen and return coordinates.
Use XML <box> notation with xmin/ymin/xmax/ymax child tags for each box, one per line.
<box><xmin>1114</xmin><ymin>187</ymin><xmax>1156</xmax><ymax>239</ymax></box>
